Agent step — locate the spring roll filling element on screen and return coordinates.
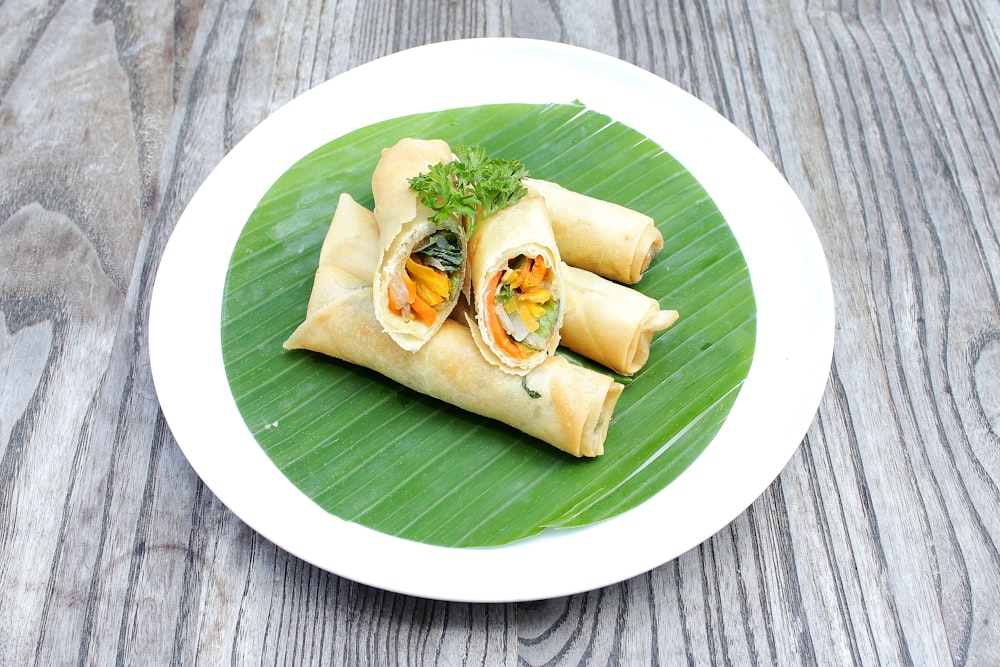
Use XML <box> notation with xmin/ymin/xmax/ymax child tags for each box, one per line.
<box><xmin>386</xmin><ymin>229</ymin><xmax>464</xmax><ymax>326</ymax></box>
<box><xmin>488</xmin><ymin>253</ymin><xmax>560</xmax><ymax>358</ymax></box>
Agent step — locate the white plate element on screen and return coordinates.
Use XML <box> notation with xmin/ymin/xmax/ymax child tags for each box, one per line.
<box><xmin>149</xmin><ymin>38</ymin><xmax>833</xmax><ymax>602</ymax></box>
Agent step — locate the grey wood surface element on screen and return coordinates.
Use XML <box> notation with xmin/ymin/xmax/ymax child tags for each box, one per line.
<box><xmin>2</xmin><ymin>0</ymin><xmax>998</xmax><ymax>664</ymax></box>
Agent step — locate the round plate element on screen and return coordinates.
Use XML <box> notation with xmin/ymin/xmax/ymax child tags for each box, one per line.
<box><xmin>149</xmin><ymin>38</ymin><xmax>833</xmax><ymax>602</ymax></box>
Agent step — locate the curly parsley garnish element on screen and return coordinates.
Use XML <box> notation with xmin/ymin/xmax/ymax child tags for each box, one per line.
<box><xmin>408</xmin><ymin>144</ymin><xmax>530</xmax><ymax>239</ymax></box>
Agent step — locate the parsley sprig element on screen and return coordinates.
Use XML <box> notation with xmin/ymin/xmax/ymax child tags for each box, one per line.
<box><xmin>408</xmin><ymin>144</ymin><xmax>530</xmax><ymax>239</ymax></box>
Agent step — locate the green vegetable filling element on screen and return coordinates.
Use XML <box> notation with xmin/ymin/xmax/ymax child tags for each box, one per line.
<box><xmin>414</xmin><ymin>231</ymin><xmax>463</xmax><ymax>273</ymax></box>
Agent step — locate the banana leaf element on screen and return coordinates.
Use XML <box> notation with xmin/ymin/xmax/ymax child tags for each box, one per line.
<box><xmin>221</xmin><ymin>102</ymin><xmax>756</xmax><ymax>548</ymax></box>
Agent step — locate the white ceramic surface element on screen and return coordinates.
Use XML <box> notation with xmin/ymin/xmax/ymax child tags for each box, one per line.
<box><xmin>149</xmin><ymin>38</ymin><xmax>834</xmax><ymax>602</ymax></box>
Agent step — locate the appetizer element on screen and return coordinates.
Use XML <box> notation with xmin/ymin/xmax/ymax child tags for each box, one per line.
<box><xmin>284</xmin><ymin>194</ymin><xmax>623</xmax><ymax>457</ymax></box>
<box><xmin>466</xmin><ymin>195</ymin><xmax>565</xmax><ymax>375</ymax></box>
<box><xmin>560</xmin><ymin>264</ymin><xmax>678</xmax><ymax>375</ymax></box>
<box><xmin>524</xmin><ymin>177</ymin><xmax>664</xmax><ymax>284</ymax></box>
<box><xmin>283</xmin><ymin>139</ymin><xmax>679</xmax><ymax>457</ymax></box>
<box><xmin>371</xmin><ymin>139</ymin><xmax>467</xmax><ymax>351</ymax></box>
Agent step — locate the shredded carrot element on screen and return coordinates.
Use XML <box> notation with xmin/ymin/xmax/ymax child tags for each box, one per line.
<box><xmin>388</xmin><ymin>268</ymin><xmax>436</xmax><ymax>326</ymax></box>
<box><xmin>410</xmin><ymin>294</ymin><xmax>437</xmax><ymax>326</ymax></box>
<box><xmin>522</xmin><ymin>255</ymin><xmax>548</xmax><ymax>290</ymax></box>
<box><xmin>486</xmin><ymin>273</ymin><xmax>526</xmax><ymax>359</ymax></box>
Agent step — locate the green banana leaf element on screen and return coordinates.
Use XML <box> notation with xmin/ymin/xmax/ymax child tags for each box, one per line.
<box><xmin>221</xmin><ymin>102</ymin><xmax>756</xmax><ymax>548</ymax></box>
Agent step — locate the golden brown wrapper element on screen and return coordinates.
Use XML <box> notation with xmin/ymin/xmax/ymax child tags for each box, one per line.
<box><xmin>371</xmin><ymin>138</ymin><xmax>465</xmax><ymax>351</ymax></box>
<box><xmin>283</xmin><ymin>193</ymin><xmax>623</xmax><ymax>457</ymax></box>
<box><xmin>317</xmin><ymin>194</ymin><xmax>677</xmax><ymax>375</ymax></box>
<box><xmin>560</xmin><ymin>264</ymin><xmax>678</xmax><ymax>375</ymax></box>
<box><xmin>523</xmin><ymin>178</ymin><xmax>663</xmax><ymax>284</ymax></box>
<box><xmin>466</xmin><ymin>195</ymin><xmax>564</xmax><ymax>375</ymax></box>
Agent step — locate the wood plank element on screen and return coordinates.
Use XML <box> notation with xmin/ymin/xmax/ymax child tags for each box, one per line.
<box><xmin>1</xmin><ymin>0</ymin><xmax>998</xmax><ymax>662</ymax></box>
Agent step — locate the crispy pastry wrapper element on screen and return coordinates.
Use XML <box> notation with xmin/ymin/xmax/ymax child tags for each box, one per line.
<box><xmin>466</xmin><ymin>195</ymin><xmax>565</xmax><ymax>375</ymax></box>
<box><xmin>560</xmin><ymin>264</ymin><xmax>678</xmax><ymax>375</ymax></box>
<box><xmin>371</xmin><ymin>138</ymin><xmax>466</xmax><ymax>351</ymax></box>
<box><xmin>523</xmin><ymin>178</ymin><xmax>663</xmax><ymax>284</ymax></box>
<box><xmin>283</xmin><ymin>193</ymin><xmax>622</xmax><ymax>457</ymax></box>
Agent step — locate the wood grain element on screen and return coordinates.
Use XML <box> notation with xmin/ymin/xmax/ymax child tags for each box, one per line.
<box><xmin>1</xmin><ymin>0</ymin><xmax>998</xmax><ymax>663</ymax></box>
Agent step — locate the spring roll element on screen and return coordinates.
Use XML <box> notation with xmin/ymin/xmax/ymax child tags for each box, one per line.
<box><xmin>524</xmin><ymin>178</ymin><xmax>663</xmax><ymax>284</ymax></box>
<box><xmin>324</xmin><ymin>195</ymin><xmax>676</xmax><ymax>375</ymax></box>
<box><xmin>371</xmin><ymin>138</ymin><xmax>466</xmax><ymax>351</ymax></box>
<box><xmin>284</xmin><ymin>193</ymin><xmax>623</xmax><ymax>457</ymax></box>
<box><xmin>561</xmin><ymin>264</ymin><xmax>679</xmax><ymax>375</ymax></box>
<box><xmin>466</xmin><ymin>195</ymin><xmax>565</xmax><ymax>375</ymax></box>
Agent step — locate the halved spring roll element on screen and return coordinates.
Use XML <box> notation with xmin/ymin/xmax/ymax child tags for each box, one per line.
<box><xmin>327</xmin><ymin>195</ymin><xmax>677</xmax><ymax>376</ymax></box>
<box><xmin>466</xmin><ymin>195</ymin><xmax>565</xmax><ymax>375</ymax></box>
<box><xmin>560</xmin><ymin>264</ymin><xmax>679</xmax><ymax>375</ymax></box>
<box><xmin>283</xmin><ymin>193</ymin><xmax>623</xmax><ymax>457</ymax></box>
<box><xmin>371</xmin><ymin>138</ymin><xmax>467</xmax><ymax>352</ymax></box>
<box><xmin>523</xmin><ymin>177</ymin><xmax>663</xmax><ymax>284</ymax></box>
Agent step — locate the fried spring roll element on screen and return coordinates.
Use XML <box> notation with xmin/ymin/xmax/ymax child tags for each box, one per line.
<box><xmin>523</xmin><ymin>178</ymin><xmax>663</xmax><ymax>284</ymax></box>
<box><xmin>371</xmin><ymin>138</ymin><xmax>466</xmax><ymax>351</ymax></box>
<box><xmin>560</xmin><ymin>264</ymin><xmax>679</xmax><ymax>375</ymax></box>
<box><xmin>283</xmin><ymin>193</ymin><xmax>623</xmax><ymax>457</ymax></box>
<box><xmin>466</xmin><ymin>195</ymin><xmax>565</xmax><ymax>375</ymax></box>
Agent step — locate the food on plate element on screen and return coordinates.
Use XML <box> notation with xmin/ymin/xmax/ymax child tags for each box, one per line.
<box><xmin>284</xmin><ymin>139</ymin><xmax>680</xmax><ymax>456</ymax></box>
<box><xmin>371</xmin><ymin>139</ymin><xmax>467</xmax><ymax>351</ymax></box>
<box><xmin>560</xmin><ymin>264</ymin><xmax>678</xmax><ymax>375</ymax></box>
<box><xmin>283</xmin><ymin>193</ymin><xmax>623</xmax><ymax>457</ymax></box>
<box><xmin>465</xmin><ymin>195</ymin><xmax>564</xmax><ymax>375</ymax></box>
<box><xmin>523</xmin><ymin>177</ymin><xmax>663</xmax><ymax>284</ymax></box>
<box><xmin>315</xmin><ymin>191</ymin><xmax>677</xmax><ymax>377</ymax></box>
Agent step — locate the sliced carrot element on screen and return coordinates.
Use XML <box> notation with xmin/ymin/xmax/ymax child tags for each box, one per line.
<box><xmin>505</xmin><ymin>261</ymin><xmax>524</xmax><ymax>289</ymax></box>
<box><xmin>487</xmin><ymin>271</ymin><xmax>502</xmax><ymax>299</ymax></box>
<box><xmin>522</xmin><ymin>255</ymin><xmax>547</xmax><ymax>290</ymax></box>
<box><xmin>485</xmin><ymin>273</ymin><xmax>526</xmax><ymax>359</ymax></box>
<box><xmin>410</xmin><ymin>294</ymin><xmax>437</xmax><ymax>326</ymax></box>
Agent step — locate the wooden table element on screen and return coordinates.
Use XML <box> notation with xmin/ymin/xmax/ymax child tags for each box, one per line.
<box><xmin>3</xmin><ymin>1</ymin><xmax>998</xmax><ymax>663</ymax></box>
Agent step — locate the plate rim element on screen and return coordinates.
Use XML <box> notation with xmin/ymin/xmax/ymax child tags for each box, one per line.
<box><xmin>149</xmin><ymin>37</ymin><xmax>834</xmax><ymax>602</ymax></box>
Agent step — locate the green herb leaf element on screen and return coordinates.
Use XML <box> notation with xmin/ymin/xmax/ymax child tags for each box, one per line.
<box><xmin>495</xmin><ymin>283</ymin><xmax>516</xmax><ymax>305</ymax></box>
<box><xmin>415</xmin><ymin>231</ymin><xmax>463</xmax><ymax>273</ymax></box>
<box><xmin>532</xmin><ymin>299</ymin><xmax>561</xmax><ymax>341</ymax></box>
<box><xmin>520</xmin><ymin>375</ymin><xmax>542</xmax><ymax>399</ymax></box>
<box><xmin>408</xmin><ymin>163</ymin><xmax>479</xmax><ymax>227</ymax></box>
<box><xmin>409</xmin><ymin>144</ymin><xmax>530</xmax><ymax>239</ymax></box>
